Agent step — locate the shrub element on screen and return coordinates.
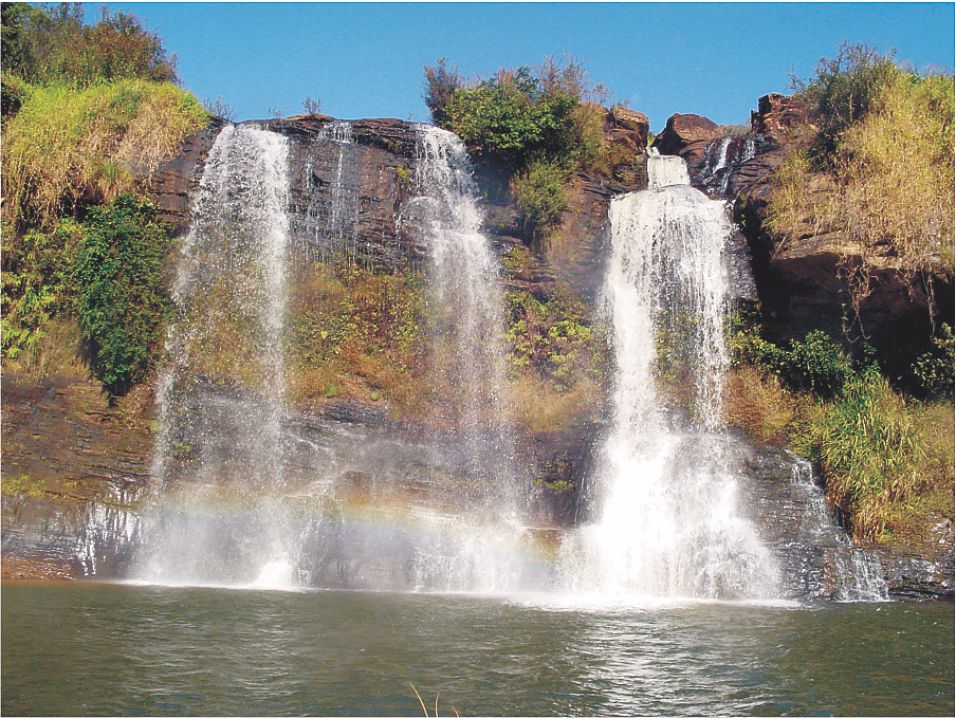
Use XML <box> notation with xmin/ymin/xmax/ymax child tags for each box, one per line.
<box><xmin>512</xmin><ymin>159</ymin><xmax>569</xmax><ymax>238</ymax></box>
<box><xmin>423</xmin><ymin>57</ymin><xmax>462</xmax><ymax>127</ymax></box>
<box><xmin>1</xmin><ymin>3</ymin><xmax>176</xmax><ymax>87</ymax></box>
<box><xmin>3</xmin><ymin>78</ymin><xmax>208</xmax><ymax>227</ymax></box>
<box><xmin>71</xmin><ymin>195</ymin><xmax>172</xmax><ymax>395</ymax></box>
<box><xmin>911</xmin><ymin>324</ymin><xmax>955</xmax><ymax>400</ymax></box>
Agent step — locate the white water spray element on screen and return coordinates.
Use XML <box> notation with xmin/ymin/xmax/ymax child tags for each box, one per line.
<box><xmin>134</xmin><ymin>125</ymin><xmax>298</xmax><ymax>589</ymax></box>
<box><xmin>560</xmin><ymin>152</ymin><xmax>779</xmax><ymax>599</ymax></box>
<box><xmin>413</xmin><ymin>125</ymin><xmax>519</xmax><ymax>511</ymax></box>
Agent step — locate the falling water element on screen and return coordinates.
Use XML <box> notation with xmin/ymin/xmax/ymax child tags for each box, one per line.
<box><xmin>412</xmin><ymin>125</ymin><xmax>519</xmax><ymax>513</ymax></box>
<box><xmin>788</xmin><ymin>458</ymin><xmax>888</xmax><ymax>601</ymax></box>
<box><xmin>560</xmin><ymin>152</ymin><xmax>779</xmax><ymax>599</ymax></box>
<box><xmin>132</xmin><ymin>124</ymin><xmax>299</xmax><ymax>589</ymax></box>
<box><xmin>646</xmin><ymin>147</ymin><xmax>690</xmax><ymax>188</ymax></box>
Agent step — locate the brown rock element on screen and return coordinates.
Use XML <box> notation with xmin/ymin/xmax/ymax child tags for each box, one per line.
<box><xmin>652</xmin><ymin>113</ymin><xmax>720</xmax><ymax>156</ymax></box>
<box><xmin>750</xmin><ymin>93</ymin><xmax>813</xmax><ymax>146</ymax></box>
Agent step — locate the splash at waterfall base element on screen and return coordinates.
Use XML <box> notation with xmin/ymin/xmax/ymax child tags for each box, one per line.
<box><xmin>2</xmin><ymin>114</ymin><xmax>949</xmax><ymax>601</ymax></box>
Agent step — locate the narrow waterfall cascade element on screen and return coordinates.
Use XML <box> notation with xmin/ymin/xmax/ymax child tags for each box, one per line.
<box><xmin>560</xmin><ymin>152</ymin><xmax>780</xmax><ymax>600</ymax></box>
<box><xmin>412</xmin><ymin>125</ymin><xmax>520</xmax><ymax>513</ymax></box>
<box><xmin>320</xmin><ymin>121</ymin><xmax>360</xmax><ymax>258</ymax></box>
<box><xmin>131</xmin><ymin>124</ymin><xmax>301</xmax><ymax>590</ymax></box>
<box><xmin>785</xmin><ymin>458</ymin><xmax>888</xmax><ymax>601</ymax></box>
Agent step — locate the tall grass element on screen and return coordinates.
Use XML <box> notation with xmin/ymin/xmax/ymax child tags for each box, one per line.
<box><xmin>2</xmin><ymin>78</ymin><xmax>208</xmax><ymax>227</ymax></box>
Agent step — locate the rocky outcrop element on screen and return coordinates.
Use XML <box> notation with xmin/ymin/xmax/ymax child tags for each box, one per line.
<box><xmin>651</xmin><ymin>113</ymin><xmax>721</xmax><ymax>166</ymax></box>
<box><xmin>750</xmin><ymin>92</ymin><xmax>813</xmax><ymax>145</ymax></box>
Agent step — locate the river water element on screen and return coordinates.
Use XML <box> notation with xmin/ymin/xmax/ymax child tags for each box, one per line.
<box><xmin>2</xmin><ymin>583</ymin><xmax>952</xmax><ymax>716</ymax></box>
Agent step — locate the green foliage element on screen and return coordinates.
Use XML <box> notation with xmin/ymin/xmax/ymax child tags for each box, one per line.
<box><xmin>1</xmin><ymin>2</ymin><xmax>176</xmax><ymax>88</ymax></box>
<box><xmin>3</xmin><ymin>78</ymin><xmax>208</xmax><ymax>227</ymax></box>
<box><xmin>71</xmin><ymin>195</ymin><xmax>172</xmax><ymax>395</ymax></box>
<box><xmin>442</xmin><ymin>68</ymin><xmax>579</xmax><ymax>169</ymax></box>
<box><xmin>1</xmin><ymin>219</ymin><xmax>83</xmax><ymax>362</ymax></box>
<box><xmin>911</xmin><ymin>324</ymin><xmax>955</xmax><ymax>400</ymax></box>
<box><xmin>736</xmin><ymin>328</ymin><xmax>854</xmax><ymax>398</ymax></box>
<box><xmin>506</xmin><ymin>290</ymin><xmax>597</xmax><ymax>389</ymax></box>
<box><xmin>512</xmin><ymin>159</ymin><xmax>569</xmax><ymax>238</ymax></box>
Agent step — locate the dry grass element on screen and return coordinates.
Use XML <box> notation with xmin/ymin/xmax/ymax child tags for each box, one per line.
<box><xmin>766</xmin><ymin>70</ymin><xmax>954</xmax><ymax>316</ymax></box>
<box><xmin>723</xmin><ymin>366</ymin><xmax>795</xmax><ymax>444</ymax></box>
<box><xmin>3</xmin><ymin>79</ymin><xmax>208</xmax><ymax>227</ymax></box>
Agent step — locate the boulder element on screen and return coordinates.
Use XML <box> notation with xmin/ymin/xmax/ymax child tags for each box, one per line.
<box><xmin>652</xmin><ymin>113</ymin><xmax>720</xmax><ymax>157</ymax></box>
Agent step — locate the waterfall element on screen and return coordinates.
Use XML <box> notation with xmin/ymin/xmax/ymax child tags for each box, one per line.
<box><xmin>560</xmin><ymin>152</ymin><xmax>779</xmax><ymax>599</ymax></box>
<box><xmin>646</xmin><ymin>147</ymin><xmax>690</xmax><ymax>188</ymax></box>
<box><xmin>132</xmin><ymin>124</ymin><xmax>299</xmax><ymax>590</ymax></box>
<box><xmin>787</xmin><ymin>458</ymin><xmax>888</xmax><ymax>601</ymax></box>
<box><xmin>412</xmin><ymin>125</ymin><xmax>519</xmax><ymax>513</ymax></box>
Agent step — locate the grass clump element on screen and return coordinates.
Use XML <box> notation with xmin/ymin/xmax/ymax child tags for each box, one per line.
<box><xmin>3</xmin><ymin>78</ymin><xmax>208</xmax><ymax>228</ymax></box>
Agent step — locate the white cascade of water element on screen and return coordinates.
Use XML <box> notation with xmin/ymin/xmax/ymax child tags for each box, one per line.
<box><xmin>789</xmin><ymin>459</ymin><xmax>888</xmax><ymax>601</ymax></box>
<box><xmin>713</xmin><ymin>137</ymin><xmax>733</xmax><ymax>173</ymax></box>
<box><xmin>133</xmin><ymin>124</ymin><xmax>300</xmax><ymax>589</ymax></box>
<box><xmin>646</xmin><ymin>147</ymin><xmax>690</xmax><ymax>188</ymax></box>
<box><xmin>412</xmin><ymin>125</ymin><xmax>519</xmax><ymax>512</ymax></box>
<box><xmin>320</xmin><ymin>121</ymin><xmax>359</xmax><ymax>260</ymax></box>
<box><xmin>560</xmin><ymin>153</ymin><xmax>779</xmax><ymax>599</ymax></box>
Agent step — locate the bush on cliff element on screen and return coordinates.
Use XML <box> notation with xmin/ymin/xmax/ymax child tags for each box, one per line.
<box><xmin>71</xmin><ymin>195</ymin><xmax>172</xmax><ymax>396</ymax></box>
<box><xmin>1</xmin><ymin>3</ymin><xmax>176</xmax><ymax>88</ymax></box>
<box><xmin>424</xmin><ymin>56</ymin><xmax>608</xmax><ymax>238</ymax></box>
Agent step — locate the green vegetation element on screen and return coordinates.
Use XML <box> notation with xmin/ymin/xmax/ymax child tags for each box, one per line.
<box><xmin>3</xmin><ymin>78</ymin><xmax>207</xmax><ymax>228</ymax></box>
<box><xmin>1</xmin><ymin>3</ymin><xmax>207</xmax><ymax>396</ymax></box>
<box><xmin>767</xmin><ymin>44</ymin><xmax>955</xmax><ymax>318</ymax></box>
<box><xmin>424</xmin><ymin>56</ymin><xmax>609</xmax><ymax>238</ymax></box>
<box><xmin>71</xmin><ymin>196</ymin><xmax>173</xmax><ymax>395</ymax></box>
<box><xmin>726</xmin><ymin>319</ymin><xmax>954</xmax><ymax>543</ymax></box>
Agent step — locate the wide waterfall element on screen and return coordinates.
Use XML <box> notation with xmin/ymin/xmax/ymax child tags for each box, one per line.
<box><xmin>131</xmin><ymin>124</ymin><xmax>300</xmax><ymax>589</ymax></box>
<box><xmin>560</xmin><ymin>151</ymin><xmax>780</xmax><ymax>600</ymax></box>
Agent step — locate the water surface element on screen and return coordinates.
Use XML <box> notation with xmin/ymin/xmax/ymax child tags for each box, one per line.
<box><xmin>2</xmin><ymin>583</ymin><xmax>952</xmax><ymax>716</ymax></box>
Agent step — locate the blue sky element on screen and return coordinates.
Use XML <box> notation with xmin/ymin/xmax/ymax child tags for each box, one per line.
<box><xmin>84</xmin><ymin>2</ymin><xmax>954</xmax><ymax>129</ymax></box>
